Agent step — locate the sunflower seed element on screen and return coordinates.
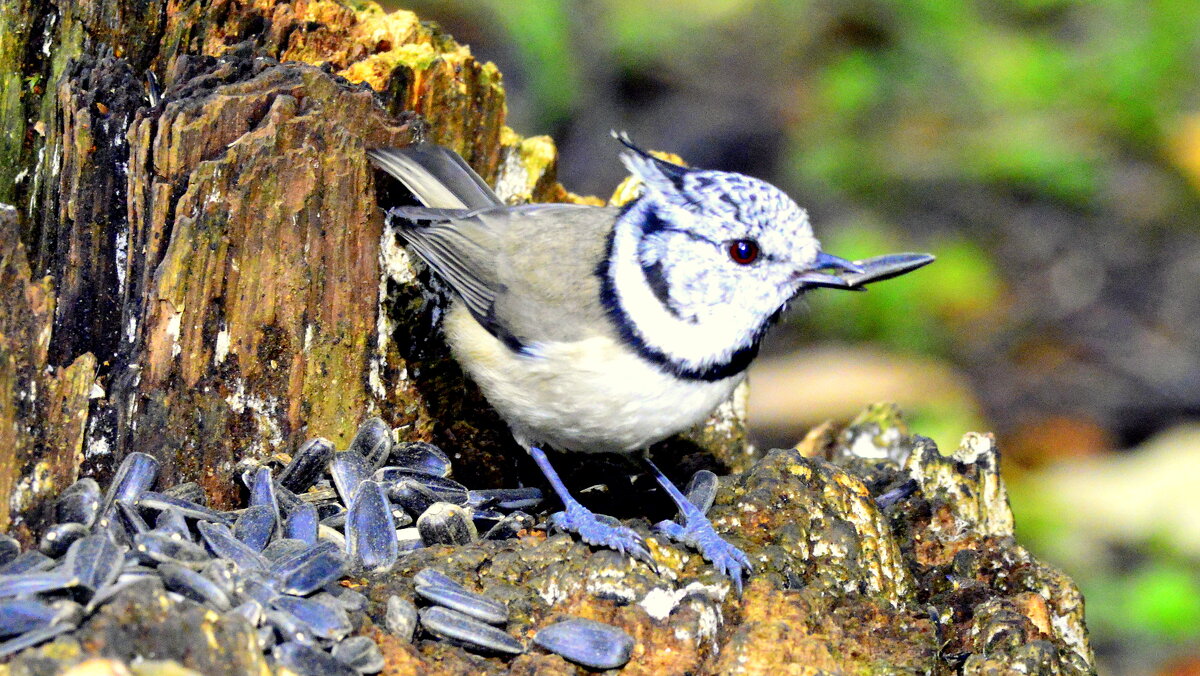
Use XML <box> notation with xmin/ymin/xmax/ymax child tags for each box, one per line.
<box><xmin>270</xmin><ymin>541</ymin><xmax>347</xmax><ymax>597</ymax></box>
<box><xmin>388</xmin><ymin>441</ymin><xmax>451</xmax><ymax>478</ymax></box>
<box><xmin>377</xmin><ymin>470</ymin><xmax>468</xmax><ymax>505</ymax></box>
<box><xmin>331</xmin><ymin>634</ymin><xmax>385</xmax><ymax>673</ymax></box>
<box><xmin>271</xmin><ymin>595</ymin><xmax>351</xmax><ymax>640</ymax></box>
<box><xmin>417</xmin><ymin>502</ymin><xmax>476</xmax><ymax>546</ymax></box>
<box><xmin>683</xmin><ymin>469</ymin><xmax>719</xmax><ymax>517</ymax></box>
<box><xmin>197</xmin><ymin>521</ymin><xmax>267</xmax><ymax>572</ymax></box>
<box><xmin>330</xmin><ymin>451</ymin><xmax>371</xmax><ymax>505</ymax></box>
<box><xmin>0</xmin><ymin>572</ymin><xmax>76</xmax><ymax>598</ymax></box>
<box><xmin>153</xmin><ymin>507</ymin><xmax>192</xmax><ymax>541</ymax></box>
<box><xmin>265</xmin><ymin>610</ymin><xmax>317</xmax><ymax>646</ymax></box>
<box><xmin>385</xmin><ymin>595</ymin><xmax>417</xmax><ymax>642</ymax></box>
<box><xmin>64</xmin><ymin>534</ymin><xmax>123</xmax><ymax>592</ymax></box>
<box><xmin>283</xmin><ymin>504</ymin><xmax>319</xmax><ymax>545</ymax></box>
<box><xmin>114</xmin><ymin>500</ymin><xmax>151</xmax><ymax>539</ymax></box>
<box><xmin>234</xmin><ymin>571</ymin><xmax>281</xmax><ymax>607</ymax></box>
<box><xmin>278</xmin><ymin>438</ymin><xmax>334</xmax><ymax>493</ymax></box>
<box><xmin>232</xmin><ymin>504</ymin><xmax>275</xmax><ymax>553</ymax></box>
<box><xmin>346</xmin><ymin>481</ymin><xmax>397</xmax><ymax>574</ymax></box>
<box><xmin>133</xmin><ymin>532</ymin><xmax>209</xmax><ymax>565</ymax></box>
<box><xmin>0</xmin><ymin>551</ymin><xmax>54</xmax><ymax>576</ymax></box>
<box><xmin>0</xmin><ymin>599</ymin><xmax>56</xmax><ymax>638</ymax></box>
<box><xmin>413</xmin><ymin>568</ymin><xmax>464</xmax><ymax>591</ymax></box>
<box><xmin>55</xmin><ymin>478</ymin><xmax>101</xmax><ymax>526</ymax></box>
<box><xmin>418</xmin><ymin>606</ymin><xmax>524</xmax><ymax>655</ymax></box>
<box><xmin>483</xmin><ymin>511</ymin><xmax>536</xmax><ymax>541</ymax></box>
<box><xmin>97</xmin><ymin>452</ymin><xmax>159</xmax><ymax>528</ymax></box>
<box><xmin>350</xmin><ymin>417</ymin><xmax>393</xmax><ymax>471</ymax></box>
<box><xmin>532</xmin><ymin>617</ymin><xmax>635</xmax><ymax>670</ymax></box>
<box><xmin>385</xmin><ymin>480</ymin><xmax>438</xmax><ymax>516</ymax></box>
<box><xmin>467</xmin><ymin>487</ymin><xmax>543</xmax><ymax>512</ymax></box>
<box><xmin>136</xmin><ymin>491</ymin><xmax>233</xmax><ymax>525</ymax></box>
<box><xmin>38</xmin><ymin>523</ymin><xmax>89</xmax><ymax>558</ymax></box>
<box><xmin>415</xmin><ymin>583</ymin><xmax>507</xmax><ymax>625</ymax></box>
<box><xmin>275</xmin><ymin>483</ymin><xmax>304</xmax><ymax>516</ymax></box>
<box><xmin>159</xmin><ymin>562</ymin><xmax>232</xmax><ymax>611</ymax></box>
<box><xmin>249</xmin><ymin>466</ymin><xmax>281</xmax><ymax>531</ymax></box>
<box><xmin>272</xmin><ymin>641</ymin><xmax>358</xmax><ymax>676</ymax></box>
<box><xmin>261</xmin><ymin>538</ymin><xmax>309</xmax><ymax>563</ymax></box>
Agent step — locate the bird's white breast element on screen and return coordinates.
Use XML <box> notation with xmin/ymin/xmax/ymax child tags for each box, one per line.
<box><xmin>444</xmin><ymin>302</ymin><xmax>743</xmax><ymax>454</ymax></box>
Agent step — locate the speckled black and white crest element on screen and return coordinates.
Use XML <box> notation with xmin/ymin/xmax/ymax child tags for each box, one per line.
<box><xmin>603</xmin><ymin>143</ymin><xmax>821</xmax><ymax>380</ymax></box>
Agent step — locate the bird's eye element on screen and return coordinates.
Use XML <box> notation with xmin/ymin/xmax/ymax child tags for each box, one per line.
<box><xmin>727</xmin><ymin>239</ymin><xmax>760</xmax><ymax>265</ymax></box>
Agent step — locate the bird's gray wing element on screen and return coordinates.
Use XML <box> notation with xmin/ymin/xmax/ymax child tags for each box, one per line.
<box><xmin>385</xmin><ymin>204</ymin><xmax>618</xmax><ymax>348</ymax></box>
<box><xmin>490</xmin><ymin>206</ymin><xmax>620</xmax><ymax>345</ymax></box>
<box><xmin>368</xmin><ymin>145</ymin><xmax>502</xmax><ymax>209</ymax></box>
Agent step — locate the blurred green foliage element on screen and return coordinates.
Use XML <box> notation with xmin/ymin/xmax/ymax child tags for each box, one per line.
<box><xmin>1011</xmin><ymin>472</ymin><xmax>1200</xmax><ymax>666</ymax></box>
<box><xmin>480</xmin><ymin>1</ymin><xmax>581</xmax><ymax>127</ymax></box>
<box><xmin>803</xmin><ymin>223</ymin><xmax>1002</xmax><ymax>355</ymax></box>
<box><xmin>1125</xmin><ymin>561</ymin><xmax>1200</xmax><ymax>639</ymax></box>
<box><xmin>786</xmin><ymin>0</ymin><xmax>1200</xmax><ymax>206</ymax></box>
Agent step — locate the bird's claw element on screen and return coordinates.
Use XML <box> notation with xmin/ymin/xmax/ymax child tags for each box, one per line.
<box><xmin>551</xmin><ymin>501</ymin><xmax>654</xmax><ymax>567</ymax></box>
<box><xmin>654</xmin><ymin>513</ymin><xmax>752</xmax><ymax>595</ymax></box>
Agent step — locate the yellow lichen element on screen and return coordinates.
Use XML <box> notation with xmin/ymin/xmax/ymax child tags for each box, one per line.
<box><xmin>293</xmin><ymin>0</ymin><xmax>353</xmax><ymax>26</ymax></box>
<box><xmin>61</xmin><ymin>659</ymin><xmax>133</xmax><ymax>676</ymax></box>
<box><xmin>786</xmin><ymin>462</ymin><xmax>814</xmax><ymax>480</ymax></box>
<box><xmin>517</xmin><ymin>135</ymin><xmax>557</xmax><ymax>176</ymax></box>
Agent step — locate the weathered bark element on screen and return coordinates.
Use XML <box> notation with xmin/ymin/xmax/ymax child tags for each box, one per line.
<box><xmin>0</xmin><ymin>204</ymin><xmax>96</xmax><ymax>539</ymax></box>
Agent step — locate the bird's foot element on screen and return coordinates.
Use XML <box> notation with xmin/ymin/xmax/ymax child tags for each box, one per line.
<box><xmin>645</xmin><ymin>460</ymin><xmax>752</xmax><ymax>594</ymax></box>
<box><xmin>550</xmin><ymin>499</ymin><xmax>653</xmax><ymax>566</ymax></box>
<box><xmin>654</xmin><ymin>503</ymin><xmax>751</xmax><ymax>594</ymax></box>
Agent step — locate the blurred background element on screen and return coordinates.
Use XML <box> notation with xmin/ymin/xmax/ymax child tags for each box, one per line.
<box><xmin>386</xmin><ymin>1</ymin><xmax>1200</xmax><ymax>672</ymax></box>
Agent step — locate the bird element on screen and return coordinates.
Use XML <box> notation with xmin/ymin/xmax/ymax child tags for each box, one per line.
<box><xmin>367</xmin><ymin>133</ymin><xmax>933</xmax><ymax>593</ymax></box>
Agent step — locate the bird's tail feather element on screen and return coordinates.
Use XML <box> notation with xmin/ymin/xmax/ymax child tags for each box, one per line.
<box><xmin>368</xmin><ymin>145</ymin><xmax>502</xmax><ymax>211</ymax></box>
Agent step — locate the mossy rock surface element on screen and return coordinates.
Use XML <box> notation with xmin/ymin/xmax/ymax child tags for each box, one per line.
<box><xmin>2</xmin><ymin>408</ymin><xmax>1092</xmax><ymax>675</ymax></box>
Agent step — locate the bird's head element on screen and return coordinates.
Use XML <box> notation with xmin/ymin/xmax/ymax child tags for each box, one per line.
<box><xmin>605</xmin><ymin>133</ymin><xmax>932</xmax><ymax>380</ymax></box>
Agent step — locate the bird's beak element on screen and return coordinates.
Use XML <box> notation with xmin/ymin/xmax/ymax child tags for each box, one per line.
<box><xmin>794</xmin><ymin>252</ymin><xmax>935</xmax><ymax>291</ymax></box>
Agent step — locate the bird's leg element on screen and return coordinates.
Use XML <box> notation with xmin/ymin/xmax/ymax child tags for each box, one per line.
<box><xmin>645</xmin><ymin>458</ymin><xmax>751</xmax><ymax>594</ymax></box>
<box><xmin>529</xmin><ymin>446</ymin><xmax>653</xmax><ymax>565</ymax></box>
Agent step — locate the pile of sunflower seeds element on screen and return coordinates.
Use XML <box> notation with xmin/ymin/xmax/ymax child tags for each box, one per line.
<box><xmin>0</xmin><ymin>418</ymin><xmax>636</xmax><ymax>673</ymax></box>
